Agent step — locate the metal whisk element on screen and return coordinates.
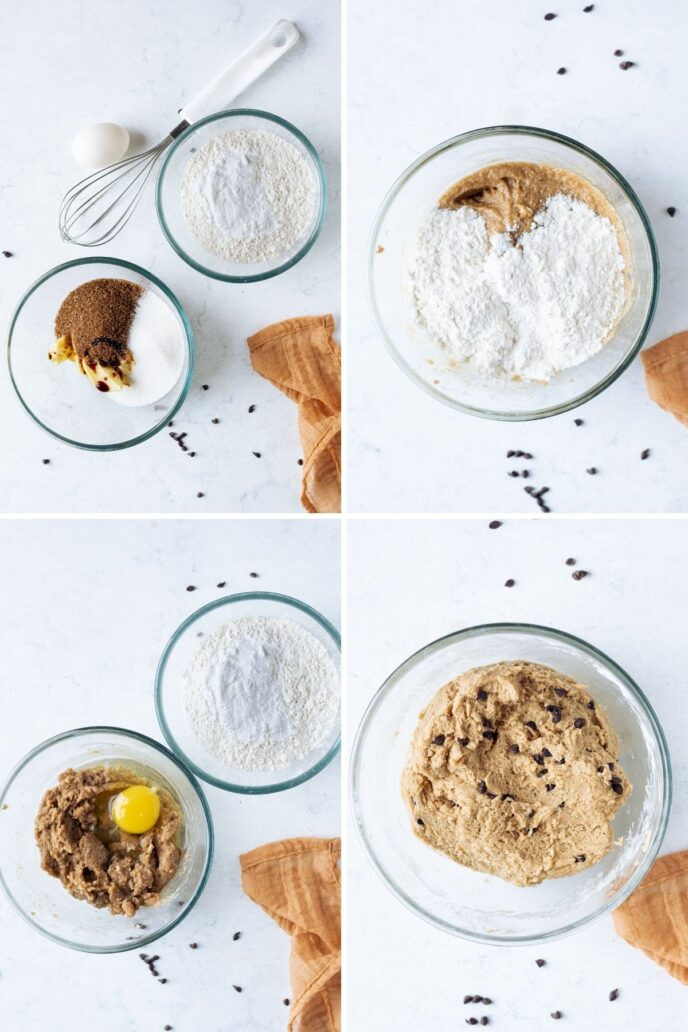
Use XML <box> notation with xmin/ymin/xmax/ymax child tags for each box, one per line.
<box><xmin>58</xmin><ymin>20</ymin><xmax>300</xmax><ymax>248</ymax></box>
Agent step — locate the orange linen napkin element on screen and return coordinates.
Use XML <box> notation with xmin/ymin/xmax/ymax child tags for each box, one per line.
<box><xmin>240</xmin><ymin>837</ymin><xmax>341</xmax><ymax>1031</ymax></box>
<box><xmin>612</xmin><ymin>850</ymin><xmax>688</xmax><ymax>984</ymax></box>
<box><xmin>247</xmin><ymin>315</ymin><xmax>341</xmax><ymax>514</ymax></box>
<box><xmin>641</xmin><ymin>331</ymin><xmax>688</xmax><ymax>427</ymax></box>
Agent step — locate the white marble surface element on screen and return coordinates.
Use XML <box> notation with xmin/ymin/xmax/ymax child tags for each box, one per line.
<box><xmin>0</xmin><ymin>0</ymin><xmax>339</xmax><ymax>513</ymax></box>
<box><xmin>348</xmin><ymin>0</ymin><xmax>688</xmax><ymax>513</ymax></box>
<box><xmin>0</xmin><ymin>518</ymin><xmax>340</xmax><ymax>1032</ymax></box>
<box><xmin>347</xmin><ymin>518</ymin><xmax>688</xmax><ymax>1030</ymax></box>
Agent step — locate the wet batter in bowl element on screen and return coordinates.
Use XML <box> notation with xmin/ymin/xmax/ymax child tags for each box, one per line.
<box><xmin>402</xmin><ymin>660</ymin><xmax>631</xmax><ymax>886</ymax></box>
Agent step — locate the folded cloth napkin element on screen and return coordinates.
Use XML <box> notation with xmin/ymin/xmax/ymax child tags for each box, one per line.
<box><xmin>240</xmin><ymin>837</ymin><xmax>341</xmax><ymax>1031</ymax></box>
<box><xmin>641</xmin><ymin>331</ymin><xmax>688</xmax><ymax>427</ymax></box>
<box><xmin>612</xmin><ymin>850</ymin><xmax>688</xmax><ymax>984</ymax></box>
<box><xmin>247</xmin><ymin>315</ymin><xmax>341</xmax><ymax>513</ymax></box>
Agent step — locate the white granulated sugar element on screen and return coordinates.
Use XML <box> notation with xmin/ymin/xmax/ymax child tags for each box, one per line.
<box><xmin>183</xmin><ymin>617</ymin><xmax>339</xmax><ymax>772</ymax></box>
<box><xmin>109</xmin><ymin>290</ymin><xmax>185</xmax><ymax>408</ymax></box>
<box><xmin>408</xmin><ymin>195</ymin><xmax>626</xmax><ymax>381</ymax></box>
<box><xmin>180</xmin><ymin>129</ymin><xmax>318</xmax><ymax>264</ymax></box>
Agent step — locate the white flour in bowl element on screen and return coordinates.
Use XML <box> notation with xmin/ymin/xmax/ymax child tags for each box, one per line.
<box><xmin>408</xmin><ymin>195</ymin><xmax>626</xmax><ymax>381</ymax></box>
<box><xmin>180</xmin><ymin>129</ymin><xmax>318</xmax><ymax>264</ymax></box>
<box><xmin>182</xmin><ymin>616</ymin><xmax>339</xmax><ymax>772</ymax></box>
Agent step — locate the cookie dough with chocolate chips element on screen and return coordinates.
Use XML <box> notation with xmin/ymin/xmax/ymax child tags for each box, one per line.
<box><xmin>35</xmin><ymin>765</ymin><xmax>182</xmax><ymax>916</ymax></box>
<box><xmin>439</xmin><ymin>161</ymin><xmax>622</xmax><ymax>238</ymax></box>
<box><xmin>402</xmin><ymin>660</ymin><xmax>630</xmax><ymax>886</ymax></box>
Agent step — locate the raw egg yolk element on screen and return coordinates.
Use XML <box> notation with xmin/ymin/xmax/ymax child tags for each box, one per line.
<box><xmin>111</xmin><ymin>785</ymin><xmax>160</xmax><ymax>834</ymax></box>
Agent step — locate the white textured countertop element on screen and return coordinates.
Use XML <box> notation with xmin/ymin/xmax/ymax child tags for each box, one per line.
<box><xmin>0</xmin><ymin>0</ymin><xmax>339</xmax><ymax>514</ymax></box>
<box><xmin>0</xmin><ymin>518</ymin><xmax>340</xmax><ymax>1032</ymax></box>
<box><xmin>347</xmin><ymin>517</ymin><xmax>687</xmax><ymax>1030</ymax></box>
<box><xmin>348</xmin><ymin>0</ymin><xmax>688</xmax><ymax>513</ymax></box>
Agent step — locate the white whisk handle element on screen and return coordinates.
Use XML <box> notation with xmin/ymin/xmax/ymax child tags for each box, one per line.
<box><xmin>180</xmin><ymin>19</ymin><xmax>300</xmax><ymax>124</ymax></box>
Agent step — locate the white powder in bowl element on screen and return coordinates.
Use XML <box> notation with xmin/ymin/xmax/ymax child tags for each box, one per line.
<box><xmin>109</xmin><ymin>290</ymin><xmax>186</xmax><ymax>408</ymax></box>
<box><xmin>182</xmin><ymin>616</ymin><xmax>340</xmax><ymax>772</ymax></box>
<box><xmin>180</xmin><ymin>129</ymin><xmax>319</xmax><ymax>265</ymax></box>
<box><xmin>408</xmin><ymin>195</ymin><xmax>626</xmax><ymax>381</ymax></box>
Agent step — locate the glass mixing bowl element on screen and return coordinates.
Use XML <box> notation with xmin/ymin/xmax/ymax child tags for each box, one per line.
<box><xmin>7</xmin><ymin>258</ymin><xmax>194</xmax><ymax>450</ymax></box>
<box><xmin>156</xmin><ymin>109</ymin><xmax>327</xmax><ymax>282</ymax></box>
<box><xmin>155</xmin><ymin>592</ymin><xmax>341</xmax><ymax>793</ymax></box>
<box><xmin>0</xmin><ymin>727</ymin><xmax>213</xmax><ymax>952</ymax></box>
<box><xmin>351</xmin><ymin>623</ymin><xmax>671</xmax><ymax>944</ymax></box>
<box><xmin>369</xmin><ymin>126</ymin><xmax>659</xmax><ymax>420</ymax></box>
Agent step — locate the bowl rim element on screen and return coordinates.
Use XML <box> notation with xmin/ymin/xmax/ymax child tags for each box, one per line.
<box><xmin>6</xmin><ymin>256</ymin><xmax>195</xmax><ymax>451</ymax></box>
<box><xmin>367</xmin><ymin>124</ymin><xmax>660</xmax><ymax>421</ymax></box>
<box><xmin>155</xmin><ymin>591</ymin><xmax>341</xmax><ymax>793</ymax></box>
<box><xmin>156</xmin><ymin>108</ymin><xmax>328</xmax><ymax>283</ymax></box>
<box><xmin>350</xmin><ymin>620</ymin><xmax>672</xmax><ymax>945</ymax></box>
<box><xmin>0</xmin><ymin>724</ymin><xmax>214</xmax><ymax>954</ymax></box>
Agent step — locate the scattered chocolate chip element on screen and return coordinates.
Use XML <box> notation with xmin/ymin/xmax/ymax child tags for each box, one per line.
<box><xmin>546</xmin><ymin>783</ymin><xmax>556</xmax><ymax>792</ymax></box>
<box><xmin>611</xmin><ymin>780</ymin><xmax>624</xmax><ymax>795</ymax></box>
<box><xmin>168</xmin><ymin>421</ymin><xmax>174</xmax><ymax>427</ymax></box>
<box><xmin>186</xmin><ymin>585</ymin><xmax>196</xmax><ymax>591</ymax></box>
<box><xmin>586</xmin><ymin>467</ymin><xmax>597</xmax><ymax>475</ymax></box>
<box><xmin>188</xmin><ymin>452</ymin><xmax>196</xmax><ymax>458</ymax></box>
<box><xmin>297</xmin><ymin>458</ymin><xmax>304</xmax><ymax>466</ymax></box>
<box><xmin>525</xmin><ymin>721</ymin><xmax>538</xmax><ymax>732</ymax></box>
<box><xmin>536</xmin><ymin>958</ymin><xmax>546</xmax><ymax>967</ymax></box>
<box><xmin>508</xmin><ymin>743</ymin><xmax>520</xmax><ymax>754</ymax></box>
<box><xmin>522</xmin><ymin>452</ymin><xmax>533</xmax><ymax>460</ymax></box>
<box><xmin>572</xmin><ymin>570</ymin><xmax>589</xmax><ymax>581</ymax></box>
<box><xmin>489</xmin><ymin>520</ymin><xmax>502</xmax><ymax>529</ymax></box>
<box><xmin>480</xmin><ymin>1019</ymin><xmax>489</xmax><ymax>1027</ymax></box>
<box><xmin>416</xmin><ymin>817</ymin><xmax>424</xmax><ymax>826</ymax></box>
<box><xmin>551</xmin><ymin>1011</ymin><xmax>562</xmax><ymax>1020</ymax></box>
<box><xmin>2</xmin><ymin>250</ymin><xmax>13</xmax><ymax>257</ymax></box>
<box><xmin>583</xmin><ymin>3</ymin><xmax>594</xmax><ymax>10</ymax></box>
<box><xmin>542</xmin><ymin>748</ymin><xmax>552</xmax><ymax>757</ymax></box>
<box><xmin>483</xmin><ymin>730</ymin><xmax>498</xmax><ymax>742</ymax></box>
<box><xmin>574</xmin><ymin>418</ymin><xmax>584</xmax><ymax>426</ymax></box>
<box><xmin>620</xmin><ymin>60</ymin><xmax>635</xmax><ymax>69</ymax></box>
<box><xmin>521</xmin><ymin>470</ymin><xmax>530</xmax><ymax>478</ymax></box>
<box><xmin>508</xmin><ymin>470</ymin><xmax>520</xmax><ymax>478</ymax></box>
<box><xmin>202</xmin><ymin>384</ymin><xmax>209</xmax><ymax>390</ymax></box>
<box><xmin>477</xmin><ymin>689</ymin><xmax>488</xmax><ymax>701</ymax></box>
<box><xmin>189</xmin><ymin>942</ymin><xmax>198</xmax><ymax>949</ymax></box>
<box><xmin>196</xmin><ymin>492</ymin><xmax>204</xmax><ymax>498</ymax></box>
<box><xmin>42</xmin><ymin>458</ymin><xmax>50</xmax><ymax>465</ymax></box>
<box><xmin>233</xmin><ymin>931</ymin><xmax>241</xmax><ymax>940</ymax></box>
<box><xmin>466</xmin><ymin>1020</ymin><xmax>478</xmax><ymax>1026</ymax></box>
<box><xmin>283</xmin><ymin>998</ymin><xmax>290</xmax><ymax>1006</ymax></box>
<box><xmin>546</xmin><ymin>705</ymin><xmax>562</xmax><ymax>723</ymax></box>
<box><xmin>544</xmin><ymin>12</ymin><xmax>556</xmax><ymax>19</ymax></box>
<box><xmin>250</xmin><ymin>571</ymin><xmax>259</xmax><ymax>578</ymax></box>
<box><xmin>165</xmin><ymin>1026</ymin><xmax>173</xmax><ymax>1030</ymax></box>
<box><xmin>507</xmin><ymin>450</ymin><xmax>516</xmax><ymax>457</ymax></box>
<box><xmin>482</xmin><ymin>998</ymin><xmax>492</xmax><ymax>1006</ymax></box>
<box><xmin>533</xmin><ymin>753</ymin><xmax>545</xmax><ymax>766</ymax></box>
<box><xmin>557</xmin><ymin>67</ymin><xmax>567</xmax><ymax>74</ymax></box>
<box><xmin>641</xmin><ymin>448</ymin><xmax>650</xmax><ymax>460</ymax></box>
<box><xmin>505</xmin><ymin>578</ymin><xmax>516</xmax><ymax>588</ymax></box>
<box><xmin>525</xmin><ymin>486</ymin><xmax>535</xmax><ymax>495</ymax></box>
<box><xmin>463</xmin><ymin>995</ymin><xmax>473</xmax><ymax>1005</ymax></box>
<box><xmin>575</xmin><ymin>854</ymin><xmax>587</xmax><ymax>863</ymax></box>
<box><xmin>667</xmin><ymin>207</ymin><xmax>677</xmax><ymax>217</ymax></box>
<box><xmin>252</xmin><ymin>451</ymin><xmax>262</xmax><ymax>458</ymax></box>
<box><xmin>573</xmin><ymin>718</ymin><xmax>586</xmax><ymax>729</ymax></box>
<box><xmin>609</xmin><ymin>988</ymin><xmax>619</xmax><ymax>1001</ymax></box>
<box><xmin>565</xmin><ymin>557</ymin><xmax>576</xmax><ymax>566</ymax></box>
<box><xmin>216</xmin><ymin>581</ymin><xmax>226</xmax><ymax>588</ymax></box>
<box><xmin>477</xmin><ymin>780</ymin><xmax>487</xmax><ymax>794</ymax></box>
<box><xmin>248</xmin><ymin>404</ymin><xmax>256</xmax><ymax>412</ymax></box>
<box><xmin>432</xmin><ymin>734</ymin><xmax>446</xmax><ymax>746</ymax></box>
<box><xmin>211</xmin><ymin>418</ymin><xmax>220</xmax><ymax>424</ymax></box>
<box><xmin>233</xmin><ymin>985</ymin><xmax>243</xmax><ymax>993</ymax></box>
<box><xmin>458</xmin><ymin>737</ymin><xmax>470</xmax><ymax>747</ymax></box>
<box><xmin>159</xmin><ymin>978</ymin><xmax>168</xmax><ymax>984</ymax></box>
<box><xmin>614</xmin><ymin>48</ymin><xmax>623</xmax><ymax>56</ymax></box>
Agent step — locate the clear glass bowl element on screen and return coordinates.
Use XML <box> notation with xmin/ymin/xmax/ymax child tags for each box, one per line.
<box><xmin>351</xmin><ymin>623</ymin><xmax>671</xmax><ymax>944</ymax></box>
<box><xmin>156</xmin><ymin>109</ymin><xmax>327</xmax><ymax>282</ymax></box>
<box><xmin>0</xmin><ymin>727</ymin><xmax>213</xmax><ymax>953</ymax></box>
<box><xmin>155</xmin><ymin>592</ymin><xmax>341</xmax><ymax>793</ymax></box>
<box><xmin>7</xmin><ymin>258</ymin><xmax>194</xmax><ymax>450</ymax></box>
<box><xmin>368</xmin><ymin>126</ymin><xmax>659</xmax><ymax>420</ymax></box>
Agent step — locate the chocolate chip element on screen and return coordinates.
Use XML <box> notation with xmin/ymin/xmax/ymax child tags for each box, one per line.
<box><xmin>248</xmin><ymin>404</ymin><xmax>256</xmax><ymax>412</ymax></box>
<box><xmin>201</xmin><ymin>384</ymin><xmax>209</xmax><ymax>390</ymax></box>
<box><xmin>554</xmin><ymin>687</ymin><xmax>568</xmax><ymax>696</ymax></box>
<box><xmin>2</xmin><ymin>250</ymin><xmax>13</xmax><ymax>257</ymax></box>
<box><xmin>482</xmin><ymin>998</ymin><xmax>492</xmax><ymax>1006</ymax></box>
<box><xmin>609</xmin><ymin>988</ymin><xmax>619</xmax><ymax>1001</ymax></box>
<box><xmin>196</xmin><ymin>492</ymin><xmax>204</xmax><ymax>498</ymax></box>
<box><xmin>186</xmin><ymin>585</ymin><xmax>196</xmax><ymax>591</ymax></box>
<box><xmin>544</xmin><ymin>12</ymin><xmax>556</xmax><ymax>19</ymax></box>
<box><xmin>583</xmin><ymin>3</ymin><xmax>594</xmax><ymax>10</ymax></box>
<box><xmin>482</xmin><ymin>718</ymin><xmax>494</xmax><ymax>728</ymax></box>
<box><xmin>480</xmin><ymin>1019</ymin><xmax>489</xmax><ymax>1027</ymax></box>
<box><xmin>164</xmin><ymin>1026</ymin><xmax>173</xmax><ymax>1030</ymax></box>
<box><xmin>283</xmin><ymin>998</ymin><xmax>290</xmax><ymax>1006</ymax></box>
<box><xmin>159</xmin><ymin>978</ymin><xmax>167</xmax><ymax>984</ymax></box>
<box><xmin>297</xmin><ymin>458</ymin><xmax>304</xmax><ymax>466</ymax></box>
<box><xmin>565</xmin><ymin>558</ymin><xmax>576</xmax><ymax>566</ymax></box>
<box><xmin>233</xmin><ymin>931</ymin><xmax>241</xmax><ymax>940</ymax></box>
<box><xmin>614</xmin><ymin>48</ymin><xmax>623</xmax><ymax>56</ymax></box>
<box><xmin>575</xmin><ymin>854</ymin><xmax>586</xmax><ymax>863</ymax></box>
<box><xmin>521</xmin><ymin>470</ymin><xmax>529</xmax><ymax>478</ymax></box>
<box><xmin>586</xmin><ymin>467</ymin><xmax>597</xmax><ymax>475</ymax></box>
<box><xmin>504</xmin><ymin>578</ymin><xmax>515</xmax><ymax>587</ymax></box>
<box><xmin>573</xmin><ymin>718</ymin><xmax>586</xmax><ymax>729</ymax></box>
<box><xmin>477</xmin><ymin>689</ymin><xmax>488</xmax><ymax>701</ymax></box>
<box><xmin>608</xmin><ymin>762</ymin><xmax>615</xmax><ymax>770</ymax></box>
<box><xmin>211</xmin><ymin>417</ymin><xmax>220</xmax><ymax>424</ymax></box>
<box><xmin>557</xmin><ymin>67</ymin><xmax>567</xmax><ymax>74</ymax></box>
<box><xmin>574</xmin><ymin>418</ymin><xmax>584</xmax><ymax>426</ymax></box>
<box><xmin>546</xmin><ymin>705</ymin><xmax>562</xmax><ymax>723</ymax></box>
<box><xmin>525</xmin><ymin>720</ymin><xmax>538</xmax><ymax>732</ymax></box>
<box><xmin>249</xmin><ymin>571</ymin><xmax>259</xmax><ymax>578</ymax></box>
<box><xmin>233</xmin><ymin>985</ymin><xmax>243</xmax><ymax>993</ymax></box>
<box><xmin>546</xmin><ymin>783</ymin><xmax>556</xmax><ymax>792</ymax></box>
<box><xmin>542</xmin><ymin>748</ymin><xmax>552</xmax><ymax>757</ymax></box>
<box><xmin>525</xmin><ymin>486</ymin><xmax>535</xmax><ymax>495</ymax></box>
<box><xmin>620</xmin><ymin>60</ymin><xmax>635</xmax><ymax>69</ymax></box>
<box><xmin>483</xmin><ymin>730</ymin><xmax>498</xmax><ymax>742</ymax></box>
<box><xmin>501</xmin><ymin>793</ymin><xmax>514</xmax><ymax>801</ymax></box>
<box><xmin>432</xmin><ymin>734</ymin><xmax>446</xmax><ymax>746</ymax></box>
<box><xmin>489</xmin><ymin>520</ymin><xmax>502</xmax><ymax>529</ymax></box>
<box><xmin>572</xmin><ymin>570</ymin><xmax>589</xmax><ymax>580</ymax></box>
<box><xmin>189</xmin><ymin>942</ymin><xmax>198</xmax><ymax>949</ymax></box>
<box><xmin>533</xmin><ymin>753</ymin><xmax>545</xmax><ymax>766</ymax></box>
<box><xmin>416</xmin><ymin>817</ymin><xmax>424</xmax><ymax>826</ymax></box>
<box><xmin>611</xmin><ymin>781</ymin><xmax>624</xmax><ymax>795</ymax></box>
<box><xmin>463</xmin><ymin>995</ymin><xmax>473</xmax><ymax>1005</ymax></box>
<box><xmin>667</xmin><ymin>207</ymin><xmax>677</xmax><ymax>217</ymax></box>
<box><xmin>486</xmin><ymin>792</ymin><xmax>497</xmax><ymax>799</ymax></box>
<box><xmin>551</xmin><ymin>1011</ymin><xmax>562</xmax><ymax>1020</ymax></box>
<box><xmin>557</xmin><ymin>758</ymin><xmax>566</xmax><ymax>764</ymax></box>
<box><xmin>458</xmin><ymin>737</ymin><xmax>470</xmax><ymax>746</ymax></box>
<box><xmin>217</xmin><ymin>581</ymin><xmax>226</xmax><ymax>588</ymax></box>
<box><xmin>536</xmin><ymin>768</ymin><xmax>548</xmax><ymax>778</ymax></box>
<box><xmin>42</xmin><ymin>458</ymin><xmax>50</xmax><ymax>465</ymax></box>
<box><xmin>252</xmin><ymin>451</ymin><xmax>262</xmax><ymax>458</ymax></box>
<box><xmin>508</xmin><ymin>470</ymin><xmax>520</xmax><ymax>478</ymax></box>
<box><xmin>522</xmin><ymin>452</ymin><xmax>533</xmax><ymax>460</ymax></box>
<box><xmin>588</xmin><ymin>700</ymin><xmax>595</xmax><ymax>709</ymax></box>
<box><xmin>536</xmin><ymin>958</ymin><xmax>546</xmax><ymax>967</ymax></box>
<box><xmin>641</xmin><ymin>448</ymin><xmax>650</xmax><ymax>460</ymax></box>
<box><xmin>477</xmin><ymin>780</ymin><xmax>487</xmax><ymax>794</ymax></box>
<box><xmin>466</xmin><ymin>1020</ymin><xmax>478</xmax><ymax>1026</ymax></box>
<box><xmin>508</xmin><ymin>744</ymin><xmax>520</xmax><ymax>754</ymax></box>
<box><xmin>558</xmin><ymin>801</ymin><xmax>566</xmax><ymax>808</ymax></box>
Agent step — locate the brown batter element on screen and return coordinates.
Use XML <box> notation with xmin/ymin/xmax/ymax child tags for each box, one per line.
<box><xmin>439</xmin><ymin>161</ymin><xmax>621</xmax><ymax>237</ymax></box>
<box><xmin>35</xmin><ymin>765</ymin><xmax>182</xmax><ymax>916</ymax></box>
<box><xmin>402</xmin><ymin>661</ymin><xmax>630</xmax><ymax>887</ymax></box>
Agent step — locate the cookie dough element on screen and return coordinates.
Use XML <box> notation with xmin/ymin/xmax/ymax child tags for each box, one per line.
<box><xmin>35</xmin><ymin>765</ymin><xmax>182</xmax><ymax>916</ymax></box>
<box><xmin>402</xmin><ymin>660</ymin><xmax>630</xmax><ymax>886</ymax></box>
<box><xmin>439</xmin><ymin>161</ymin><xmax>621</xmax><ymax>238</ymax></box>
